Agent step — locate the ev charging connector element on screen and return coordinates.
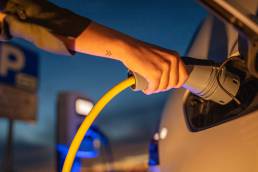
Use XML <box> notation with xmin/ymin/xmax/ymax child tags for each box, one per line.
<box><xmin>131</xmin><ymin>63</ymin><xmax>240</xmax><ymax>105</ymax></box>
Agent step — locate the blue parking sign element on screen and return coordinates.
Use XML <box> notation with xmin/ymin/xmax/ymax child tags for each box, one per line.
<box><xmin>0</xmin><ymin>43</ymin><xmax>39</xmax><ymax>92</ymax></box>
<box><xmin>0</xmin><ymin>42</ymin><xmax>39</xmax><ymax>121</ymax></box>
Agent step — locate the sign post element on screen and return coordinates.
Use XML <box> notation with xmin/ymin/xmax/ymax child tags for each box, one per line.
<box><xmin>0</xmin><ymin>43</ymin><xmax>39</xmax><ymax>172</ymax></box>
<box><xmin>3</xmin><ymin>119</ymin><xmax>14</xmax><ymax>172</ymax></box>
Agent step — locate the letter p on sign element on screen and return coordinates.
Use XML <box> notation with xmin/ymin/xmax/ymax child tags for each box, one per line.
<box><xmin>0</xmin><ymin>44</ymin><xmax>25</xmax><ymax>76</ymax></box>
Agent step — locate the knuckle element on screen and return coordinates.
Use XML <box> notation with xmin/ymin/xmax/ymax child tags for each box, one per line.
<box><xmin>172</xmin><ymin>51</ymin><xmax>180</xmax><ymax>58</ymax></box>
<box><xmin>163</xmin><ymin>60</ymin><xmax>170</xmax><ymax>70</ymax></box>
<box><xmin>170</xmin><ymin>77</ymin><xmax>179</xmax><ymax>87</ymax></box>
<box><xmin>170</xmin><ymin>56</ymin><xmax>178</xmax><ymax>64</ymax></box>
<box><xmin>160</xmin><ymin>60</ymin><xmax>168</xmax><ymax>68</ymax></box>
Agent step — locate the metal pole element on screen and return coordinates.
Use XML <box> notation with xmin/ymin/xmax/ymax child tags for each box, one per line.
<box><xmin>3</xmin><ymin>119</ymin><xmax>14</xmax><ymax>172</ymax></box>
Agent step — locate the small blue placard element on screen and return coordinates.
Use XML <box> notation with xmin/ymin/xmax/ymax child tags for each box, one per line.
<box><xmin>0</xmin><ymin>42</ymin><xmax>39</xmax><ymax>92</ymax></box>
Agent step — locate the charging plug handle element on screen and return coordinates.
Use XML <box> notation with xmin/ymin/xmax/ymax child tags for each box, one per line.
<box><xmin>131</xmin><ymin>57</ymin><xmax>240</xmax><ymax>105</ymax></box>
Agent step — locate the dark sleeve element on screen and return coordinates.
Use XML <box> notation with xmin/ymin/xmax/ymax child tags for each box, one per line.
<box><xmin>3</xmin><ymin>0</ymin><xmax>92</xmax><ymax>38</ymax></box>
<box><xmin>0</xmin><ymin>0</ymin><xmax>92</xmax><ymax>55</ymax></box>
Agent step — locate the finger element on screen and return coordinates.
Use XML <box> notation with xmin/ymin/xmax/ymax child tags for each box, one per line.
<box><xmin>168</xmin><ymin>56</ymin><xmax>179</xmax><ymax>89</ymax></box>
<box><xmin>143</xmin><ymin>67</ymin><xmax>161</xmax><ymax>95</ymax></box>
<box><xmin>143</xmin><ymin>75</ymin><xmax>159</xmax><ymax>94</ymax></box>
<box><xmin>149</xmin><ymin>50</ymin><xmax>171</xmax><ymax>92</ymax></box>
<box><xmin>174</xmin><ymin>60</ymin><xmax>189</xmax><ymax>88</ymax></box>
<box><xmin>157</xmin><ymin>60</ymin><xmax>170</xmax><ymax>92</ymax></box>
<box><xmin>143</xmin><ymin>80</ymin><xmax>157</xmax><ymax>95</ymax></box>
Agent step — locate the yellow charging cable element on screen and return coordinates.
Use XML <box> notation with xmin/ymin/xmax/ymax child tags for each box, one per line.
<box><xmin>62</xmin><ymin>76</ymin><xmax>136</xmax><ymax>172</ymax></box>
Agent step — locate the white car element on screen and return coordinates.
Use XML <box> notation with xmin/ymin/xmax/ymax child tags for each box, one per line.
<box><xmin>158</xmin><ymin>0</ymin><xmax>258</xmax><ymax>172</ymax></box>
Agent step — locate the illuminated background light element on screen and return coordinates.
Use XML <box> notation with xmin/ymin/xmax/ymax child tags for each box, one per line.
<box><xmin>160</xmin><ymin>128</ymin><xmax>168</xmax><ymax>140</ymax></box>
<box><xmin>153</xmin><ymin>133</ymin><xmax>160</xmax><ymax>141</ymax></box>
<box><xmin>75</xmin><ymin>98</ymin><xmax>94</xmax><ymax>116</ymax></box>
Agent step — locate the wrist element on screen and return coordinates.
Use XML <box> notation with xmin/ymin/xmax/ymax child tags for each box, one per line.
<box><xmin>74</xmin><ymin>22</ymin><xmax>139</xmax><ymax>61</ymax></box>
<box><xmin>110</xmin><ymin>35</ymin><xmax>135</xmax><ymax>61</ymax></box>
<box><xmin>111</xmin><ymin>32</ymin><xmax>140</xmax><ymax>62</ymax></box>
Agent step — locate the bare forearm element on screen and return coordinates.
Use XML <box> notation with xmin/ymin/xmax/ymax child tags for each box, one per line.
<box><xmin>74</xmin><ymin>22</ymin><xmax>136</xmax><ymax>61</ymax></box>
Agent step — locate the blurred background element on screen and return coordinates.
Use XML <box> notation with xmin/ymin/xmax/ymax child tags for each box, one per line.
<box><xmin>0</xmin><ymin>0</ymin><xmax>206</xmax><ymax>171</ymax></box>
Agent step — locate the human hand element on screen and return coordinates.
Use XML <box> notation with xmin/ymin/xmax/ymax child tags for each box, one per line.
<box><xmin>122</xmin><ymin>40</ymin><xmax>188</xmax><ymax>95</ymax></box>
